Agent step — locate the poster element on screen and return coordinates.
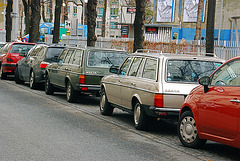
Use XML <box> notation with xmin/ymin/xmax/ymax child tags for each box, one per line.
<box><xmin>156</xmin><ymin>0</ymin><xmax>175</xmax><ymax>22</ymax></box>
<box><xmin>183</xmin><ymin>0</ymin><xmax>206</xmax><ymax>22</ymax></box>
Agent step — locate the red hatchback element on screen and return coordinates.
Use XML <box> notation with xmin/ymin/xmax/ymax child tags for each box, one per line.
<box><xmin>0</xmin><ymin>42</ymin><xmax>35</xmax><ymax>79</ymax></box>
<box><xmin>178</xmin><ymin>56</ymin><xmax>240</xmax><ymax>149</ymax></box>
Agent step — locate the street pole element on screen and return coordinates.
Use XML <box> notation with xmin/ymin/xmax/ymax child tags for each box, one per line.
<box><xmin>83</xmin><ymin>0</ymin><xmax>85</xmax><ymax>38</ymax></box>
<box><xmin>206</xmin><ymin>0</ymin><xmax>216</xmax><ymax>56</ymax></box>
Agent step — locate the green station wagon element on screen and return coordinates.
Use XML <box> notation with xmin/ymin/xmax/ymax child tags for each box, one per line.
<box><xmin>45</xmin><ymin>47</ymin><xmax>128</xmax><ymax>102</ymax></box>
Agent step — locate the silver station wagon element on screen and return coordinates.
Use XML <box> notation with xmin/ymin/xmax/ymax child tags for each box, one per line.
<box><xmin>100</xmin><ymin>50</ymin><xmax>225</xmax><ymax>130</ymax></box>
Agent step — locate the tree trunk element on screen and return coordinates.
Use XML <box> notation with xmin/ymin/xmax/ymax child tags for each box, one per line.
<box><xmin>53</xmin><ymin>0</ymin><xmax>63</xmax><ymax>43</ymax></box>
<box><xmin>195</xmin><ymin>0</ymin><xmax>204</xmax><ymax>40</ymax></box>
<box><xmin>22</xmin><ymin>0</ymin><xmax>30</xmax><ymax>35</ymax></box>
<box><xmin>29</xmin><ymin>0</ymin><xmax>41</xmax><ymax>43</ymax></box>
<box><xmin>41</xmin><ymin>0</ymin><xmax>47</xmax><ymax>22</ymax></box>
<box><xmin>133</xmin><ymin>0</ymin><xmax>146</xmax><ymax>52</ymax></box>
<box><xmin>62</xmin><ymin>0</ymin><xmax>68</xmax><ymax>24</ymax></box>
<box><xmin>101</xmin><ymin>0</ymin><xmax>107</xmax><ymax>37</ymax></box>
<box><xmin>49</xmin><ymin>0</ymin><xmax>53</xmax><ymax>22</ymax></box>
<box><xmin>6</xmin><ymin>0</ymin><xmax>13</xmax><ymax>42</ymax></box>
<box><xmin>206</xmin><ymin>0</ymin><xmax>216</xmax><ymax>55</ymax></box>
<box><xmin>87</xmin><ymin>0</ymin><xmax>97</xmax><ymax>47</ymax></box>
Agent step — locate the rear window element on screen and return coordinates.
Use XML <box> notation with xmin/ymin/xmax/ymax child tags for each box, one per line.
<box><xmin>167</xmin><ymin>60</ymin><xmax>222</xmax><ymax>83</ymax></box>
<box><xmin>88</xmin><ymin>51</ymin><xmax>127</xmax><ymax>67</ymax></box>
<box><xmin>46</xmin><ymin>47</ymin><xmax>64</xmax><ymax>60</ymax></box>
<box><xmin>10</xmin><ymin>44</ymin><xmax>34</xmax><ymax>54</ymax></box>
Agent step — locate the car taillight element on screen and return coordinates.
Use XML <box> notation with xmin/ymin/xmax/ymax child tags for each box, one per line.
<box><xmin>39</xmin><ymin>62</ymin><xmax>49</xmax><ymax>69</ymax></box>
<box><xmin>79</xmin><ymin>75</ymin><xmax>85</xmax><ymax>84</ymax></box>
<box><xmin>154</xmin><ymin>94</ymin><xmax>163</xmax><ymax>107</ymax></box>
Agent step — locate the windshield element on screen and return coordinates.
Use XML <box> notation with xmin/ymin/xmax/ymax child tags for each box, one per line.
<box><xmin>10</xmin><ymin>44</ymin><xmax>35</xmax><ymax>54</ymax></box>
<box><xmin>88</xmin><ymin>51</ymin><xmax>127</xmax><ymax>67</ymax></box>
<box><xmin>46</xmin><ymin>47</ymin><xmax>65</xmax><ymax>60</ymax></box>
<box><xmin>167</xmin><ymin>60</ymin><xmax>222</xmax><ymax>83</ymax></box>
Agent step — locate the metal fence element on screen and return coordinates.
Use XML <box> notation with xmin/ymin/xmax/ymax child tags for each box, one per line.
<box><xmin>46</xmin><ymin>35</ymin><xmax>240</xmax><ymax>60</ymax></box>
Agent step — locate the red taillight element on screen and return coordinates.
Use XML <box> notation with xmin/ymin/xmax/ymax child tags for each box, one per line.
<box><xmin>79</xmin><ymin>75</ymin><xmax>85</xmax><ymax>84</ymax></box>
<box><xmin>154</xmin><ymin>94</ymin><xmax>163</xmax><ymax>107</ymax></box>
<box><xmin>39</xmin><ymin>62</ymin><xmax>49</xmax><ymax>69</ymax></box>
<box><xmin>81</xmin><ymin>87</ymin><xmax>88</xmax><ymax>90</ymax></box>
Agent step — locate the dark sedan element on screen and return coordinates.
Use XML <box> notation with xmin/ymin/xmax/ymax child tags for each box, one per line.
<box><xmin>15</xmin><ymin>44</ymin><xmax>66</xmax><ymax>89</ymax></box>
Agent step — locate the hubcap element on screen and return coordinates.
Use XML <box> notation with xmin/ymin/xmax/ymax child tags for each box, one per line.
<box><xmin>100</xmin><ymin>94</ymin><xmax>106</xmax><ymax>111</ymax></box>
<box><xmin>134</xmin><ymin>104</ymin><xmax>141</xmax><ymax>125</ymax></box>
<box><xmin>179</xmin><ymin>116</ymin><xmax>197</xmax><ymax>143</ymax></box>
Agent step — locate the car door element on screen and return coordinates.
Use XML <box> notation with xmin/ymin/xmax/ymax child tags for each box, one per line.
<box><xmin>120</xmin><ymin>57</ymin><xmax>145</xmax><ymax>108</ymax></box>
<box><xmin>105</xmin><ymin>57</ymin><xmax>132</xmax><ymax>106</ymax></box>
<box><xmin>197</xmin><ymin>59</ymin><xmax>240</xmax><ymax>139</ymax></box>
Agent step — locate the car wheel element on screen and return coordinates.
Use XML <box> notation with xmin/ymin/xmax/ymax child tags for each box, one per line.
<box><xmin>0</xmin><ymin>66</ymin><xmax>7</xmax><ymax>79</ymax></box>
<box><xmin>66</xmin><ymin>81</ymin><xmax>77</xmax><ymax>103</ymax></box>
<box><xmin>100</xmin><ymin>88</ymin><xmax>114</xmax><ymax>116</ymax></box>
<box><xmin>14</xmin><ymin>66</ymin><xmax>24</xmax><ymax>84</ymax></box>
<box><xmin>45</xmin><ymin>75</ymin><xmax>54</xmax><ymax>95</ymax></box>
<box><xmin>178</xmin><ymin>110</ymin><xmax>206</xmax><ymax>148</ymax></box>
<box><xmin>133</xmin><ymin>101</ymin><xmax>150</xmax><ymax>131</ymax></box>
<box><xmin>29</xmin><ymin>71</ymin><xmax>38</xmax><ymax>89</ymax></box>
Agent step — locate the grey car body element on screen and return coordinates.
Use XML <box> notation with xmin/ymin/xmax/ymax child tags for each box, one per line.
<box><xmin>15</xmin><ymin>44</ymin><xmax>66</xmax><ymax>89</ymax></box>
<box><xmin>45</xmin><ymin>47</ymin><xmax>128</xmax><ymax>102</ymax></box>
<box><xmin>100</xmin><ymin>51</ymin><xmax>225</xmax><ymax>130</ymax></box>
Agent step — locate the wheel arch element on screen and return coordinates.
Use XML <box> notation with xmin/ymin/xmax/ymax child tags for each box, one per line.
<box><xmin>131</xmin><ymin>94</ymin><xmax>142</xmax><ymax>111</ymax></box>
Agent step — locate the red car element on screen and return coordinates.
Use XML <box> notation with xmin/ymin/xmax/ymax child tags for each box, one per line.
<box><xmin>0</xmin><ymin>42</ymin><xmax>35</xmax><ymax>79</ymax></box>
<box><xmin>178</xmin><ymin>56</ymin><xmax>240</xmax><ymax>149</ymax></box>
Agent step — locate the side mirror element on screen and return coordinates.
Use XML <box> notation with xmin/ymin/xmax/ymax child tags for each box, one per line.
<box><xmin>58</xmin><ymin>60</ymin><xmax>63</xmax><ymax>66</ymax></box>
<box><xmin>109</xmin><ymin>66</ymin><xmax>119</xmax><ymax>74</ymax></box>
<box><xmin>199</xmin><ymin>76</ymin><xmax>210</xmax><ymax>93</ymax></box>
<box><xmin>19</xmin><ymin>53</ymin><xmax>27</xmax><ymax>57</ymax></box>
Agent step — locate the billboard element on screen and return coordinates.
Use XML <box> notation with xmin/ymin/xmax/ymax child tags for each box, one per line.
<box><xmin>183</xmin><ymin>0</ymin><xmax>206</xmax><ymax>22</ymax></box>
<box><xmin>156</xmin><ymin>0</ymin><xmax>175</xmax><ymax>22</ymax></box>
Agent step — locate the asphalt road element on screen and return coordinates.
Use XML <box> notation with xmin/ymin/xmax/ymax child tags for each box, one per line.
<box><xmin>0</xmin><ymin>78</ymin><xmax>239</xmax><ymax>161</ymax></box>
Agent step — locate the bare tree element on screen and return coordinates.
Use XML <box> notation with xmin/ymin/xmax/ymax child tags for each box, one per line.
<box><xmin>52</xmin><ymin>0</ymin><xmax>63</xmax><ymax>43</ymax></box>
<box><xmin>87</xmin><ymin>0</ymin><xmax>97</xmax><ymax>46</ymax></box>
<box><xmin>101</xmin><ymin>0</ymin><xmax>107</xmax><ymax>37</ymax></box>
<box><xmin>195</xmin><ymin>0</ymin><xmax>204</xmax><ymax>40</ymax></box>
<box><xmin>62</xmin><ymin>0</ymin><xmax>68</xmax><ymax>24</ymax></box>
<box><xmin>29</xmin><ymin>0</ymin><xmax>41</xmax><ymax>43</ymax></box>
<box><xmin>42</xmin><ymin>0</ymin><xmax>53</xmax><ymax>22</ymax></box>
<box><xmin>133</xmin><ymin>0</ymin><xmax>146</xmax><ymax>52</ymax></box>
<box><xmin>22</xmin><ymin>0</ymin><xmax>31</xmax><ymax>35</ymax></box>
<box><xmin>6</xmin><ymin>0</ymin><xmax>13</xmax><ymax>42</ymax></box>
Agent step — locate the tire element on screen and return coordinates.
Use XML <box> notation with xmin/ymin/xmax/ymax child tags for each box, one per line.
<box><xmin>0</xmin><ymin>66</ymin><xmax>7</xmax><ymax>80</ymax></box>
<box><xmin>66</xmin><ymin>81</ymin><xmax>77</xmax><ymax>103</ymax></box>
<box><xmin>45</xmin><ymin>75</ymin><xmax>54</xmax><ymax>95</ymax></box>
<box><xmin>100</xmin><ymin>88</ymin><xmax>114</xmax><ymax>116</ymax></box>
<box><xmin>29</xmin><ymin>71</ymin><xmax>38</xmax><ymax>89</ymax></box>
<box><xmin>133</xmin><ymin>101</ymin><xmax>150</xmax><ymax>131</ymax></box>
<box><xmin>14</xmin><ymin>66</ymin><xmax>24</xmax><ymax>84</ymax></box>
<box><xmin>178</xmin><ymin>110</ymin><xmax>207</xmax><ymax>148</ymax></box>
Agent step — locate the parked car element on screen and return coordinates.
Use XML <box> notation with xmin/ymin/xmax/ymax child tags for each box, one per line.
<box><xmin>178</xmin><ymin>56</ymin><xmax>240</xmax><ymax>149</ymax></box>
<box><xmin>0</xmin><ymin>42</ymin><xmax>35</xmax><ymax>79</ymax></box>
<box><xmin>45</xmin><ymin>47</ymin><xmax>128</xmax><ymax>102</ymax></box>
<box><xmin>100</xmin><ymin>51</ymin><xmax>225</xmax><ymax>130</ymax></box>
<box><xmin>15</xmin><ymin>44</ymin><xmax>66</xmax><ymax>89</ymax></box>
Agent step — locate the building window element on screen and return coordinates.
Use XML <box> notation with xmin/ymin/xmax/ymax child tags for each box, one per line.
<box><xmin>110</xmin><ymin>22</ymin><xmax>118</xmax><ymax>29</ymax></box>
<box><xmin>96</xmin><ymin>21</ymin><xmax>102</xmax><ymax>28</ymax></box>
<box><xmin>111</xmin><ymin>0</ymin><xmax>119</xmax><ymax>5</ymax></box>
<box><xmin>67</xmin><ymin>6</ymin><xmax>70</xmax><ymax>13</ymax></box>
<box><xmin>97</xmin><ymin>8</ymin><xmax>104</xmax><ymax>18</ymax></box>
<box><xmin>73</xmin><ymin>6</ymin><xmax>77</xmax><ymax>17</ymax></box>
<box><xmin>46</xmin><ymin>7</ymin><xmax>50</xmax><ymax>15</ymax></box>
<box><xmin>98</xmin><ymin>0</ymin><xmax>104</xmax><ymax>5</ymax></box>
<box><xmin>110</xmin><ymin>8</ymin><xmax>118</xmax><ymax>18</ymax></box>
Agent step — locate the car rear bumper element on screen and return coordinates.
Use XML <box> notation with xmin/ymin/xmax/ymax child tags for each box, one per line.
<box><xmin>77</xmin><ymin>84</ymin><xmax>101</xmax><ymax>94</ymax></box>
<box><xmin>142</xmin><ymin>104</ymin><xmax>180</xmax><ymax>119</ymax></box>
<box><xmin>1</xmin><ymin>63</ymin><xmax>16</xmax><ymax>73</ymax></box>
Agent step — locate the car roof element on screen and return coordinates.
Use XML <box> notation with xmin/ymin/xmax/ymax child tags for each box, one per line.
<box><xmin>131</xmin><ymin>51</ymin><xmax>225</xmax><ymax>62</ymax></box>
<box><xmin>64</xmin><ymin>46</ymin><xmax>127</xmax><ymax>52</ymax></box>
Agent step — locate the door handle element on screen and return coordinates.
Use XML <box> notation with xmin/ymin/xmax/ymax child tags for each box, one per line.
<box><xmin>119</xmin><ymin>80</ymin><xmax>122</xmax><ymax>83</ymax></box>
<box><xmin>230</xmin><ymin>99</ymin><xmax>240</xmax><ymax>103</ymax></box>
<box><xmin>131</xmin><ymin>83</ymin><xmax>136</xmax><ymax>86</ymax></box>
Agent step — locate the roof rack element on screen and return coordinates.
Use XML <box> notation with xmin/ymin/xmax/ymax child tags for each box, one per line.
<box><xmin>135</xmin><ymin>49</ymin><xmax>163</xmax><ymax>54</ymax></box>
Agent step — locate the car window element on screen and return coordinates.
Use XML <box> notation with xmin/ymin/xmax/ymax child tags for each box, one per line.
<box><xmin>128</xmin><ymin>57</ymin><xmax>143</xmax><ymax>77</ymax></box>
<box><xmin>119</xmin><ymin>57</ymin><xmax>132</xmax><ymax>75</ymax></box>
<box><xmin>58</xmin><ymin>50</ymin><xmax>67</xmax><ymax>61</ymax></box>
<box><xmin>136</xmin><ymin>58</ymin><xmax>145</xmax><ymax>77</ymax></box>
<box><xmin>167</xmin><ymin>60</ymin><xmax>222</xmax><ymax>83</ymax></box>
<box><xmin>72</xmin><ymin>49</ymin><xmax>83</xmax><ymax>65</ymax></box>
<box><xmin>29</xmin><ymin>45</ymin><xmax>41</xmax><ymax>56</ymax></box>
<box><xmin>46</xmin><ymin>47</ymin><xmax>65</xmax><ymax>60</ymax></box>
<box><xmin>63</xmin><ymin>50</ymin><xmax>74</xmax><ymax>63</ymax></box>
<box><xmin>211</xmin><ymin>59</ymin><xmax>240</xmax><ymax>86</ymax></box>
<box><xmin>1</xmin><ymin>43</ymin><xmax>11</xmax><ymax>53</ymax></box>
<box><xmin>88</xmin><ymin>51</ymin><xmax>127</xmax><ymax>67</ymax></box>
<box><xmin>10</xmin><ymin>44</ymin><xmax>34</xmax><ymax>54</ymax></box>
<box><xmin>37</xmin><ymin>47</ymin><xmax>46</xmax><ymax>58</ymax></box>
<box><xmin>142</xmin><ymin>58</ymin><xmax>158</xmax><ymax>80</ymax></box>
<box><xmin>69</xmin><ymin>50</ymin><xmax>76</xmax><ymax>64</ymax></box>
